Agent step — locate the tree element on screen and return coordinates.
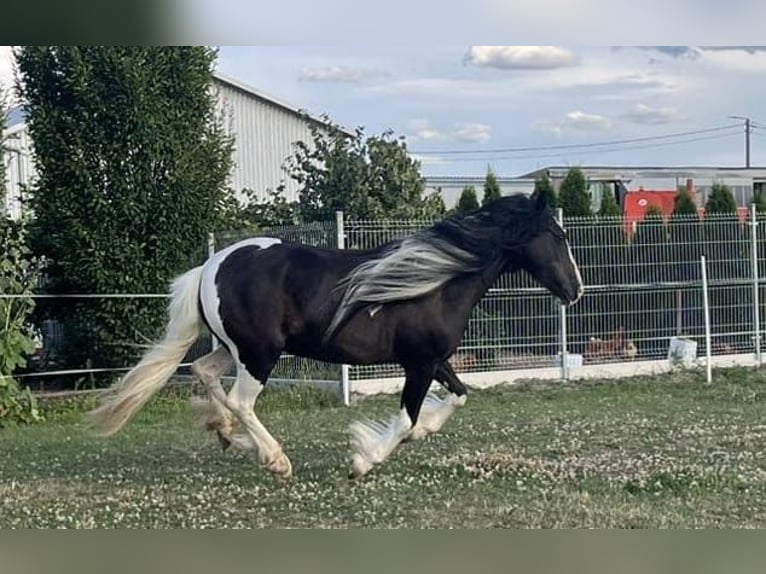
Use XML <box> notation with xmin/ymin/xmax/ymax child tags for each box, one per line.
<box><xmin>701</xmin><ymin>182</ymin><xmax>747</xmax><ymax>351</ymax></box>
<box><xmin>228</xmin><ymin>185</ymin><xmax>302</xmax><ymax>230</ymax></box>
<box><xmin>481</xmin><ymin>166</ymin><xmax>501</xmax><ymax>205</ymax></box>
<box><xmin>667</xmin><ymin>186</ymin><xmax>702</xmax><ymax>338</ymax></box>
<box><xmin>285</xmin><ymin>120</ymin><xmax>445</xmax><ymax>222</ymax></box>
<box><xmin>597</xmin><ymin>186</ymin><xmax>621</xmax><ymax>217</ymax></box>
<box><xmin>705</xmin><ymin>182</ymin><xmax>737</xmax><ymax>214</ymax></box>
<box><xmin>752</xmin><ymin>187</ymin><xmax>766</xmax><ymax>213</ymax></box>
<box><xmin>16</xmin><ymin>46</ymin><xmax>234</xmax><ymax>384</ymax></box>
<box><xmin>558</xmin><ymin>167</ymin><xmax>592</xmax><ymax>217</ymax></box>
<box><xmin>455</xmin><ymin>185</ymin><xmax>479</xmax><ymax>214</ymax></box>
<box><xmin>673</xmin><ymin>186</ymin><xmax>698</xmax><ymax>217</ymax></box>
<box><xmin>533</xmin><ymin>172</ymin><xmax>557</xmax><ymax>208</ymax></box>
<box><xmin>0</xmin><ymin>219</ymin><xmax>43</xmax><ymax>424</ymax></box>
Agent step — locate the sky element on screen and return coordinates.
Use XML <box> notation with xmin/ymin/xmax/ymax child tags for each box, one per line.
<box><xmin>213</xmin><ymin>46</ymin><xmax>766</xmax><ymax>178</ymax></box>
<box><xmin>4</xmin><ymin>45</ymin><xmax>766</xmax><ymax>178</ymax></box>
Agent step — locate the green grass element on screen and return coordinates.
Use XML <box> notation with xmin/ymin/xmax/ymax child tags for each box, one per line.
<box><xmin>1</xmin><ymin>368</ymin><xmax>765</xmax><ymax>528</ymax></box>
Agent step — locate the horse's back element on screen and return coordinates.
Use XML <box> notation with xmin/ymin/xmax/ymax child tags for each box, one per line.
<box><xmin>201</xmin><ymin>236</ymin><xmax>359</xmax><ymax>328</ymax></box>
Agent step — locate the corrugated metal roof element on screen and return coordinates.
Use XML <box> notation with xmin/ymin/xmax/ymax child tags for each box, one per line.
<box><xmin>212</xmin><ymin>71</ymin><xmax>354</xmax><ymax>137</ymax></box>
<box><xmin>520</xmin><ymin>165</ymin><xmax>766</xmax><ymax>180</ymax></box>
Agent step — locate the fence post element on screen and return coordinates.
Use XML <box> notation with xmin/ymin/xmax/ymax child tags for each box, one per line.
<box><xmin>336</xmin><ymin>211</ymin><xmax>351</xmax><ymax>406</ymax></box>
<box><xmin>750</xmin><ymin>203</ymin><xmax>762</xmax><ymax>365</ymax></box>
<box><xmin>701</xmin><ymin>255</ymin><xmax>712</xmax><ymax>384</ymax></box>
<box><xmin>208</xmin><ymin>232</ymin><xmax>219</xmax><ymax>352</ymax></box>
<box><xmin>557</xmin><ymin>208</ymin><xmax>569</xmax><ymax>381</ymax></box>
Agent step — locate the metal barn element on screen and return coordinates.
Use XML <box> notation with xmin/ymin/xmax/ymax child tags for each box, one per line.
<box><xmin>2</xmin><ymin>71</ymin><xmax>349</xmax><ymax>218</ymax></box>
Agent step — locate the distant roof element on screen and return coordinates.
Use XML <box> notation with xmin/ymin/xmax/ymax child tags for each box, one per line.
<box><xmin>212</xmin><ymin>71</ymin><xmax>354</xmax><ymax>137</ymax></box>
<box><xmin>2</xmin><ymin>75</ymin><xmax>354</xmax><ymax>138</ymax></box>
<box><xmin>424</xmin><ymin>175</ymin><xmax>536</xmax><ymax>185</ymax></box>
<box><xmin>520</xmin><ymin>165</ymin><xmax>766</xmax><ymax>180</ymax></box>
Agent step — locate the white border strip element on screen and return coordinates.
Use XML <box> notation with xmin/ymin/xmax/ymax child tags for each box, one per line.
<box><xmin>350</xmin><ymin>353</ymin><xmax>761</xmax><ymax>396</ymax></box>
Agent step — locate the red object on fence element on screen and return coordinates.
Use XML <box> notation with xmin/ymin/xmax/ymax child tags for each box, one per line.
<box><xmin>622</xmin><ymin>189</ymin><xmax>749</xmax><ymax>236</ymax></box>
<box><xmin>623</xmin><ymin>190</ymin><xmax>678</xmax><ymax>233</ymax></box>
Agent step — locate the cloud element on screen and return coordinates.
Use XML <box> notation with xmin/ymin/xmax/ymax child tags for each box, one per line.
<box><xmin>463</xmin><ymin>45</ymin><xmax>579</xmax><ymax>70</ymax></box>
<box><xmin>702</xmin><ymin>46</ymin><xmax>766</xmax><ymax>54</ymax></box>
<box><xmin>619</xmin><ymin>103</ymin><xmax>681</xmax><ymax>125</ymax></box>
<box><xmin>364</xmin><ymin>66</ymin><xmax>686</xmax><ymax>101</ymax></box>
<box><xmin>409</xmin><ymin>119</ymin><xmax>448</xmax><ymax>142</ymax></box>
<box><xmin>408</xmin><ymin>119</ymin><xmax>491</xmax><ymax>143</ymax></box>
<box><xmin>628</xmin><ymin>46</ymin><xmax>702</xmax><ymax>61</ymax></box>
<box><xmin>298</xmin><ymin>65</ymin><xmax>386</xmax><ymax>83</ymax></box>
<box><xmin>536</xmin><ymin>110</ymin><xmax>613</xmax><ymax>136</ymax></box>
<box><xmin>454</xmin><ymin>122</ymin><xmax>491</xmax><ymax>143</ymax></box>
<box><xmin>697</xmin><ymin>47</ymin><xmax>766</xmax><ymax>72</ymax></box>
<box><xmin>629</xmin><ymin>46</ymin><xmax>766</xmax><ymax>72</ymax></box>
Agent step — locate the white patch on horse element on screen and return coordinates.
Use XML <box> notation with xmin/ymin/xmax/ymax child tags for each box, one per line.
<box><xmin>200</xmin><ymin>237</ymin><xmax>282</xmax><ymax>350</ymax></box>
<box><xmin>349</xmin><ymin>408</ymin><xmax>413</xmax><ymax>478</ymax></box>
<box><xmin>224</xmin><ymin>360</ymin><xmax>291</xmax><ymax>479</ymax></box>
<box><xmin>554</xmin><ymin>219</ymin><xmax>584</xmax><ymax>303</ymax></box>
<box><xmin>368</xmin><ymin>304</ymin><xmax>383</xmax><ymax>317</ymax></box>
<box><xmin>408</xmin><ymin>392</ymin><xmax>466</xmax><ymax>441</ymax></box>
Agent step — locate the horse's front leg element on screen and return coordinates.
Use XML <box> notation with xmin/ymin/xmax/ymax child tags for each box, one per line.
<box><xmin>407</xmin><ymin>359</ymin><xmax>467</xmax><ymax>441</ymax></box>
<box><xmin>348</xmin><ymin>363</ymin><xmax>436</xmax><ymax>479</ymax></box>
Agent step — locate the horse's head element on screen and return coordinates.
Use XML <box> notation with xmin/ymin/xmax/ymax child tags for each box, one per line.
<box><xmin>498</xmin><ymin>190</ymin><xmax>584</xmax><ymax>306</ymax></box>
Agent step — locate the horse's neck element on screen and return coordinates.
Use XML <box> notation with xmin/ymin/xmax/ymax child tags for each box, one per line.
<box><xmin>443</xmin><ymin>258</ymin><xmax>506</xmax><ymax>319</ymax></box>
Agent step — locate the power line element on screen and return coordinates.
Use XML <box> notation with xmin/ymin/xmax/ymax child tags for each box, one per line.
<box><xmin>411</xmin><ymin>124</ymin><xmax>742</xmax><ymax>155</ymax></box>
<box><xmin>418</xmin><ymin>130</ymin><xmax>742</xmax><ymax>163</ymax></box>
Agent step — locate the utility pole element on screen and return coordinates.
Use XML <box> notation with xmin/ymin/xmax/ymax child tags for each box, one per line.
<box><xmin>729</xmin><ymin>115</ymin><xmax>752</xmax><ymax>168</ymax></box>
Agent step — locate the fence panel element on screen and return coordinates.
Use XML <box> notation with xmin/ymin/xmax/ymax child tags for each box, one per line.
<box><xmin>10</xmin><ymin>210</ymin><xmax>763</xmax><ymax>392</ymax></box>
<box><xmin>345</xmin><ymin>211</ymin><xmax>760</xmax><ymax>384</ymax></box>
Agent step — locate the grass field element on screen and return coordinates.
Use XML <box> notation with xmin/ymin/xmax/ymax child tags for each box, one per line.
<box><xmin>1</xmin><ymin>367</ymin><xmax>765</xmax><ymax>528</ymax></box>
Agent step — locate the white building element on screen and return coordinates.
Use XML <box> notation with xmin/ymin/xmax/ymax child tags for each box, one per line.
<box><xmin>2</xmin><ymin>71</ymin><xmax>350</xmax><ymax>218</ymax></box>
<box><xmin>2</xmin><ymin>110</ymin><xmax>33</xmax><ymax>219</ymax></box>
<box><xmin>212</xmin><ymin>72</ymin><xmax>352</xmax><ymax>204</ymax></box>
<box><xmin>519</xmin><ymin>165</ymin><xmax>766</xmax><ymax>210</ymax></box>
<box><xmin>423</xmin><ymin>166</ymin><xmax>766</xmax><ymax>213</ymax></box>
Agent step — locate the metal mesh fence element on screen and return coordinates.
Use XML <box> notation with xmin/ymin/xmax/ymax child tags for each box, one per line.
<box><xmin>10</xmin><ymin>210</ymin><xmax>765</xmax><ymax>390</ymax></box>
<box><xmin>345</xmin><ymin>212</ymin><xmax>762</xmax><ymax>381</ymax></box>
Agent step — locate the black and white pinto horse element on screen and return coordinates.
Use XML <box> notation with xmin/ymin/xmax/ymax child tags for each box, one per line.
<box><xmin>88</xmin><ymin>190</ymin><xmax>583</xmax><ymax>480</ymax></box>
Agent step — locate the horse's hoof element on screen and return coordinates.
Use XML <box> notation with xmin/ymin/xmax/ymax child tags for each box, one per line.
<box><xmin>216</xmin><ymin>431</ymin><xmax>231</xmax><ymax>451</ymax></box>
<box><xmin>407</xmin><ymin>426</ymin><xmax>428</xmax><ymax>442</ymax></box>
<box><xmin>349</xmin><ymin>453</ymin><xmax>373</xmax><ymax>479</ymax></box>
<box><xmin>265</xmin><ymin>452</ymin><xmax>293</xmax><ymax>482</ymax></box>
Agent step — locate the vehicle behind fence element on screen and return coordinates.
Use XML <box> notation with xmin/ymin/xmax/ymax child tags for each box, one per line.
<box><xmin>12</xmin><ymin>210</ymin><xmax>766</xmax><ymax>395</ymax></box>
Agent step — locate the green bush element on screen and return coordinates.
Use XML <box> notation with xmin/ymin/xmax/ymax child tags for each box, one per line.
<box><xmin>0</xmin><ymin>220</ymin><xmax>43</xmax><ymax>425</ymax></box>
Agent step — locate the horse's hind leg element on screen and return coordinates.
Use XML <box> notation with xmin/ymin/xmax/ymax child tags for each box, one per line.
<box><xmin>349</xmin><ymin>364</ymin><xmax>435</xmax><ymax>479</ymax></box>
<box><xmin>224</xmin><ymin>352</ymin><xmax>292</xmax><ymax>481</ymax></box>
<box><xmin>408</xmin><ymin>359</ymin><xmax>467</xmax><ymax>441</ymax></box>
<box><xmin>190</xmin><ymin>346</ymin><xmax>237</xmax><ymax>449</ymax></box>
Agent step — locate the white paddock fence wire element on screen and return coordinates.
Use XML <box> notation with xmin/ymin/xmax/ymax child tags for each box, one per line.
<box><xmin>5</xmin><ymin>210</ymin><xmax>766</xmax><ymax>399</ymax></box>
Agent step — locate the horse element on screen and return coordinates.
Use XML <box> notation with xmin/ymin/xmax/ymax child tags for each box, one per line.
<box><xmin>87</xmin><ymin>189</ymin><xmax>584</xmax><ymax>480</ymax></box>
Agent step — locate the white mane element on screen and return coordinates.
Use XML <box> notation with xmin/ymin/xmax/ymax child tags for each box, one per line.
<box><xmin>324</xmin><ymin>233</ymin><xmax>482</xmax><ymax>339</ymax></box>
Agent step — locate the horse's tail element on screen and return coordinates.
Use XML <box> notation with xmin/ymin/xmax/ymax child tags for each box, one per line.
<box><xmin>87</xmin><ymin>264</ymin><xmax>205</xmax><ymax>436</ymax></box>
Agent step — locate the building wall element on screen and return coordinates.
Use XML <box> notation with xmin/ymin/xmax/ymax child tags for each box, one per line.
<box><xmin>2</xmin><ymin>75</ymin><xmax>333</xmax><ymax>219</ymax></box>
<box><xmin>526</xmin><ymin>166</ymin><xmax>766</xmax><ymax>210</ymax></box>
<box><xmin>212</xmin><ymin>77</ymin><xmax>328</xmax><ymax>205</ymax></box>
<box><xmin>2</xmin><ymin>123</ymin><xmax>35</xmax><ymax>219</ymax></box>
